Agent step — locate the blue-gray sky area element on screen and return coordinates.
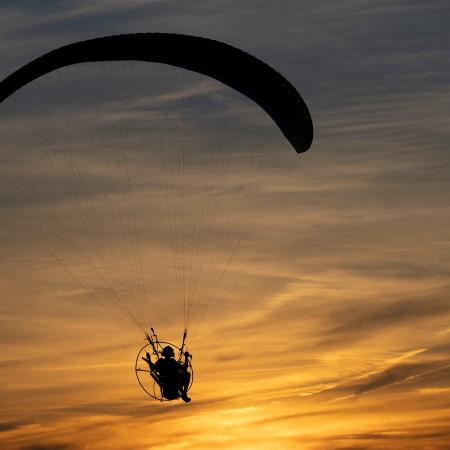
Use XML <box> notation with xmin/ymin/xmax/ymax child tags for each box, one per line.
<box><xmin>0</xmin><ymin>1</ymin><xmax>450</xmax><ymax>450</ymax></box>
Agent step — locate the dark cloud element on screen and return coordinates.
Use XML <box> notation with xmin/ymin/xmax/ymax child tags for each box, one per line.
<box><xmin>26</xmin><ymin>394</ymin><xmax>233</xmax><ymax>426</ymax></box>
<box><xmin>319</xmin><ymin>351</ymin><xmax>450</xmax><ymax>399</ymax></box>
<box><xmin>254</xmin><ymin>406</ymin><xmax>345</xmax><ymax>426</ymax></box>
<box><xmin>341</xmin><ymin>261</ymin><xmax>450</xmax><ymax>281</ymax></box>
<box><xmin>20</xmin><ymin>445</ymin><xmax>76</xmax><ymax>450</ymax></box>
<box><xmin>322</xmin><ymin>290</ymin><xmax>450</xmax><ymax>342</ymax></box>
<box><xmin>344</xmin><ymin>433</ymin><xmax>389</xmax><ymax>440</ymax></box>
<box><xmin>327</xmin><ymin>428</ymin><xmax>450</xmax><ymax>448</ymax></box>
<box><xmin>0</xmin><ymin>421</ymin><xmax>26</xmax><ymax>432</ymax></box>
<box><xmin>353</xmin><ymin>362</ymin><xmax>435</xmax><ymax>395</ymax></box>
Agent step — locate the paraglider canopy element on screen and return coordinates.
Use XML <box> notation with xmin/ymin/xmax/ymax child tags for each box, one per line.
<box><xmin>0</xmin><ymin>33</ymin><xmax>313</xmax><ymax>153</ymax></box>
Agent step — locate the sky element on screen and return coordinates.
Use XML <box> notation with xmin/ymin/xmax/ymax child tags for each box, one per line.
<box><xmin>1</xmin><ymin>1</ymin><xmax>450</xmax><ymax>449</ymax></box>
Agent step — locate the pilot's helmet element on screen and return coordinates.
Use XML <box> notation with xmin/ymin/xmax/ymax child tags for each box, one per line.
<box><xmin>161</xmin><ymin>346</ymin><xmax>175</xmax><ymax>358</ymax></box>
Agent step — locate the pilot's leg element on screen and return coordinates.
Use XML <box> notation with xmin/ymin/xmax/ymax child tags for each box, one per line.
<box><xmin>180</xmin><ymin>371</ymin><xmax>191</xmax><ymax>403</ymax></box>
<box><xmin>182</xmin><ymin>371</ymin><xmax>191</xmax><ymax>393</ymax></box>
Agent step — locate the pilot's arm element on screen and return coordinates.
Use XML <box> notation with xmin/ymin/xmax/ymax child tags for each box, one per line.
<box><xmin>183</xmin><ymin>351</ymin><xmax>191</xmax><ymax>369</ymax></box>
<box><xmin>142</xmin><ymin>352</ymin><xmax>156</xmax><ymax>371</ymax></box>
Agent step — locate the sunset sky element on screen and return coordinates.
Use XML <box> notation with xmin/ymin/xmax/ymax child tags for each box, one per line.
<box><xmin>1</xmin><ymin>1</ymin><xmax>450</xmax><ymax>450</ymax></box>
